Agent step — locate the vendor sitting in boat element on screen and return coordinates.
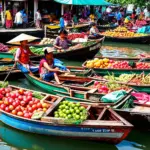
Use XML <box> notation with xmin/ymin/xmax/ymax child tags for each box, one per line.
<box><xmin>89</xmin><ymin>23</ymin><xmax>100</xmax><ymax>39</ymax></box>
<box><xmin>54</xmin><ymin>29</ymin><xmax>72</xmax><ymax>51</ymax></box>
<box><xmin>39</xmin><ymin>48</ymin><xmax>68</xmax><ymax>84</ymax></box>
<box><xmin>7</xmin><ymin>34</ymin><xmax>39</xmax><ymax>74</ymax></box>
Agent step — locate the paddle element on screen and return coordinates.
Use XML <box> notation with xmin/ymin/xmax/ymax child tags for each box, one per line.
<box><xmin>3</xmin><ymin>62</ymin><xmax>16</xmax><ymax>82</ymax></box>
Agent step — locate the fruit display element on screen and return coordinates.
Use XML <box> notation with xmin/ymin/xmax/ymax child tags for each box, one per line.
<box><xmin>129</xmin><ymin>74</ymin><xmax>150</xmax><ymax>85</ymax></box>
<box><xmin>79</xmin><ymin>18</ymin><xmax>89</xmax><ymax>23</ymax></box>
<box><xmin>54</xmin><ymin>100</ymin><xmax>88</xmax><ymax>122</ymax></box>
<box><xmin>86</xmin><ymin>58</ymin><xmax>113</xmax><ymax>69</ymax></box>
<box><xmin>0</xmin><ymin>87</ymin><xmax>50</xmax><ymax>119</ymax></box>
<box><xmin>101</xmin><ymin>30</ymin><xmax>147</xmax><ymax>38</ymax></box>
<box><xmin>85</xmin><ymin>58</ymin><xmax>150</xmax><ymax>69</ymax></box>
<box><xmin>93</xmin><ymin>81</ymin><xmax>130</xmax><ymax>94</ymax></box>
<box><xmin>39</xmin><ymin>38</ymin><xmax>54</xmax><ymax>45</ymax></box>
<box><xmin>104</xmin><ymin>74</ymin><xmax>135</xmax><ymax>83</ymax></box>
<box><xmin>113</xmin><ymin>27</ymin><xmax>128</xmax><ymax>32</ymax></box>
<box><xmin>0</xmin><ymin>43</ymin><xmax>9</xmax><ymax>52</ymax></box>
<box><xmin>68</xmin><ymin>33</ymin><xmax>87</xmax><ymax>40</ymax></box>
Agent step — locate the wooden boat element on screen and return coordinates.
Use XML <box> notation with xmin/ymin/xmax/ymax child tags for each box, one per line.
<box><xmin>0</xmin><ymin>85</ymin><xmax>133</xmax><ymax>144</ymax></box>
<box><xmin>24</xmin><ymin>72</ymin><xmax>132</xmax><ymax>106</ymax></box>
<box><xmin>113</xmin><ymin>95</ymin><xmax>150</xmax><ymax>129</ymax></box>
<box><xmin>97</xmin><ymin>25</ymin><xmax>118</xmax><ymax>31</ymax></box>
<box><xmin>0</xmin><ymin>64</ymin><xmax>22</xmax><ymax>80</ymax></box>
<box><xmin>0</xmin><ymin>37</ymin><xmax>104</xmax><ymax>61</ymax></box>
<box><xmin>0</xmin><ymin>122</ymin><xmax>117</xmax><ymax>150</ymax></box>
<box><xmin>82</xmin><ymin>60</ymin><xmax>150</xmax><ymax>76</ymax></box>
<box><xmin>95</xmin><ymin>55</ymin><xmax>150</xmax><ymax>62</ymax></box>
<box><xmin>101</xmin><ymin>34</ymin><xmax>150</xmax><ymax>44</ymax></box>
<box><xmin>0</xmin><ymin>28</ymin><xmax>44</xmax><ymax>44</ymax></box>
<box><xmin>46</xmin><ymin>24</ymin><xmax>89</xmax><ymax>38</ymax></box>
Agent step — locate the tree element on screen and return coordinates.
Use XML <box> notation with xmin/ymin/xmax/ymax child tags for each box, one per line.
<box><xmin>107</xmin><ymin>0</ymin><xmax>148</xmax><ymax>7</ymax></box>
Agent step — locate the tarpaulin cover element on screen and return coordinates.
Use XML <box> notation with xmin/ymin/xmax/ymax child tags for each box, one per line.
<box><xmin>54</xmin><ymin>0</ymin><xmax>111</xmax><ymax>6</ymax></box>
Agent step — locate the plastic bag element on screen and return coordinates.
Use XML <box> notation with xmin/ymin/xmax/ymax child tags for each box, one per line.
<box><xmin>101</xmin><ymin>90</ymin><xmax>127</xmax><ymax>103</ymax></box>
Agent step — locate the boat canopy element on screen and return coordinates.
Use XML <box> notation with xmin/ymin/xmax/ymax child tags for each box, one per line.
<box><xmin>54</xmin><ymin>0</ymin><xmax>112</xmax><ymax>6</ymax></box>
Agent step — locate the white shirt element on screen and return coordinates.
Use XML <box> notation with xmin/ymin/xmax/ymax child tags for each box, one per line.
<box><xmin>144</xmin><ymin>8</ymin><xmax>148</xmax><ymax>14</ymax></box>
<box><xmin>90</xmin><ymin>27</ymin><xmax>97</xmax><ymax>35</ymax></box>
<box><xmin>36</xmin><ymin>12</ymin><xmax>41</xmax><ymax>20</ymax></box>
<box><xmin>14</xmin><ymin>12</ymin><xmax>23</xmax><ymax>24</ymax></box>
<box><xmin>106</xmin><ymin>7</ymin><xmax>112</xmax><ymax>13</ymax></box>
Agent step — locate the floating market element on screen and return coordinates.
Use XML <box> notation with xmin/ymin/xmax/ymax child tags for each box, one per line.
<box><xmin>0</xmin><ymin>0</ymin><xmax>149</xmax><ymax>149</ymax></box>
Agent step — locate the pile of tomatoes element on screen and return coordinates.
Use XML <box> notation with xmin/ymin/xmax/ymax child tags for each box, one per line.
<box><xmin>0</xmin><ymin>88</ymin><xmax>50</xmax><ymax>119</ymax></box>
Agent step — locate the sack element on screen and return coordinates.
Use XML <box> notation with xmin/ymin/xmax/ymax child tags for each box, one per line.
<box><xmin>101</xmin><ymin>90</ymin><xmax>127</xmax><ymax>103</ymax></box>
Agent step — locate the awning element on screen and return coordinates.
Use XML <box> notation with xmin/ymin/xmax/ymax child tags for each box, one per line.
<box><xmin>54</xmin><ymin>0</ymin><xmax>112</xmax><ymax>6</ymax></box>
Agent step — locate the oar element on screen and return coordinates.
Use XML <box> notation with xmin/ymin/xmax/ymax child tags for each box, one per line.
<box><xmin>3</xmin><ymin>62</ymin><xmax>16</xmax><ymax>82</ymax></box>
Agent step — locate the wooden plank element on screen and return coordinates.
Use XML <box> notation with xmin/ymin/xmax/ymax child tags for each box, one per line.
<box><xmin>45</xmin><ymin>97</ymin><xmax>64</xmax><ymax>116</ymax></box>
<box><xmin>97</xmin><ymin>108</ymin><xmax>107</xmax><ymax>120</ymax></box>
<box><xmin>87</xmin><ymin>88</ymin><xmax>97</xmax><ymax>94</ymax></box>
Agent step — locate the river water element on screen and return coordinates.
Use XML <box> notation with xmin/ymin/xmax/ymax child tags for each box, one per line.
<box><xmin>0</xmin><ymin>42</ymin><xmax>150</xmax><ymax>150</ymax></box>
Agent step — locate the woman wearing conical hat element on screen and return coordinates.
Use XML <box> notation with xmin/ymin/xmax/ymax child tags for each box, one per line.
<box><xmin>7</xmin><ymin>34</ymin><xmax>39</xmax><ymax>73</ymax></box>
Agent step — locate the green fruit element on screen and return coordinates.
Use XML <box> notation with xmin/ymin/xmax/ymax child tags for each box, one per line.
<box><xmin>80</xmin><ymin>112</ymin><xmax>83</xmax><ymax>115</ymax></box>
<box><xmin>67</xmin><ymin>114</ymin><xmax>72</xmax><ymax>119</ymax></box>
<box><xmin>69</xmin><ymin>102</ymin><xmax>73</xmax><ymax>106</ymax></box>
<box><xmin>65</xmin><ymin>106</ymin><xmax>69</xmax><ymax>110</ymax></box>
<box><xmin>55</xmin><ymin>114</ymin><xmax>59</xmax><ymax>118</ymax></box>
<box><xmin>61</xmin><ymin>105</ymin><xmax>66</xmax><ymax>109</ymax></box>
<box><xmin>62</xmin><ymin>109</ymin><xmax>66</xmax><ymax>113</ymax></box>
<box><xmin>79</xmin><ymin>106</ymin><xmax>85</xmax><ymax>111</ymax></box>
<box><xmin>71</xmin><ymin>103</ymin><xmax>75</xmax><ymax>108</ymax></box>
<box><xmin>76</xmin><ymin>103</ymin><xmax>80</xmax><ymax>107</ymax></box>
<box><xmin>75</xmin><ymin>109</ymin><xmax>80</xmax><ymax>114</ymax></box>
<box><xmin>54</xmin><ymin>111</ymin><xmax>58</xmax><ymax>115</ymax></box>
<box><xmin>66</xmin><ymin>110</ymin><xmax>70</xmax><ymax>114</ymax></box>
<box><xmin>75</xmin><ymin>115</ymin><xmax>80</xmax><ymax>120</ymax></box>
<box><xmin>74</xmin><ymin>107</ymin><xmax>78</xmax><ymax>110</ymax></box>
<box><xmin>70</xmin><ymin>108</ymin><xmax>74</xmax><ymax>113</ymax></box>
<box><xmin>80</xmin><ymin>116</ymin><xmax>85</xmax><ymax>120</ymax></box>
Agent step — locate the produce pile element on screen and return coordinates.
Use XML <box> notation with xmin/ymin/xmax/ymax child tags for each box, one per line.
<box><xmin>68</xmin><ymin>33</ymin><xmax>87</xmax><ymax>40</ymax></box>
<box><xmin>0</xmin><ymin>87</ymin><xmax>50</xmax><ymax>119</ymax></box>
<box><xmin>93</xmin><ymin>81</ymin><xmax>130</xmax><ymax>94</ymax></box>
<box><xmin>102</xmin><ymin>30</ymin><xmax>146</xmax><ymax>38</ymax></box>
<box><xmin>101</xmin><ymin>26</ymin><xmax>147</xmax><ymax>38</ymax></box>
<box><xmin>79</xmin><ymin>18</ymin><xmax>89</xmax><ymax>23</ymax></box>
<box><xmin>54</xmin><ymin>100</ymin><xmax>88</xmax><ymax>123</ymax></box>
<box><xmin>39</xmin><ymin>38</ymin><xmax>54</xmax><ymax>45</ymax></box>
<box><xmin>0</xmin><ymin>66</ymin><xmax>11</xmax><ymax>71</ymax></box>
<box><xmin>0</xmin><ymin>43</ymin><xmax>9</xmax><ymax>52</ymax></box>
<box><xmin>129</xmin><ymin>74</ymin><xmax>150</xmax><ymax>85</ymax></box>
<box><xmin>104</xmin><ymin>74</ymin><xmax>135</xmax><ymax>83</ymax></box>
<box><xmin>86</xmin><ymin>58</ymin><xmax>150</xmax><ymax>69</ymax></box>
<box><xmin>113</xmin><ymin>27</ymin><xmax>128</xmax><ymax>32</ymax></box>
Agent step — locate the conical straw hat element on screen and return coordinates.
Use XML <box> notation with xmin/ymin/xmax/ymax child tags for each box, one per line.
<box><xmin>7</xmin><ymin>33</ymin><xmax>40</xmax><ymax>45</ymax></box>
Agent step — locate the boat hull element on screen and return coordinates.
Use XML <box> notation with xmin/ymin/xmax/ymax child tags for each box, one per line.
<box><xmin>115</xmin><ymin>109</ymin><xmax>150</xmax><ymax>129</ymax></box>
<box><xmin>0</xmin><ymin>112</ymin><xmax>132</xmax><ymax>144</ymax></box>
<box><xmin>103</xmin><ymin>35</ymin><xmax>150</xmax><ymax>44</ymax></box>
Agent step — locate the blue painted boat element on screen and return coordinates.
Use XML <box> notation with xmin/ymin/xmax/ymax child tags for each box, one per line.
<box><xmin>0</xmin><ymin>85</ymin><xmax>133</xmax><ymax>144</ymax></box>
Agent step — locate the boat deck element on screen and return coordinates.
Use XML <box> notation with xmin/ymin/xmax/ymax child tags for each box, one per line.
<box><xmin>0</xmin><ymin>28</ymin><xmax>43</xmax><ymax>32</ymax></box>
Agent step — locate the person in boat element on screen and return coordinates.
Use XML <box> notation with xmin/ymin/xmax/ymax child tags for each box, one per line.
<box><xmin>124</xmin><ymin>15</ymin><xmax>134</xmax><ymax>28</ymax></box>
<box><xmin>39</xmin><ymin>48</ymin><xmax>68</xmax><ymax>84</ymax></box>
<box><xmin>7</xmin><ymin>34</ymin><xmax>39</xmax><ymax>74</ymax></box>
<box><xmin>53</xmin><ymin>29</ymin><xmax>72</xmax><ymax>50</ymax></box>
<box><xmin>89</xmin><ymin>23</ymin><xmax>100</xmax><ymax>39</ymax></box>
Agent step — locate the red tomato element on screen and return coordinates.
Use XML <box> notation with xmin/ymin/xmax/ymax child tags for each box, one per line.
<box><xmin>11</xmin><ymin>110</ymin><xmax>17</xmax><ymax>115</ymax></box>
<box><xmin>20</xmin><ymin>101</ymin><xmax>26</xmax><ymax>106</ymax></box>
<box><xmin>34</xmin><ymin>99</ymin><xmax>40</xmax><ymax>104</ymax></box>
<box><xmin>24</xmin><ymin>113</ymin><xmax>31</xmax><ymax>119</ymax></box>
<box><xmin>18</xmin><ymin>95</ymin><xmax>23</xmax><ymax>101</ymax></box>
<box><xmin>28</xmin><ymin>107</ymin><xmax>33</xmax><ymax>113</ymax></box>
<box><xmin>29</xmin><ymin>101</ymin><xmax>34</xmax><ymax>106</ymax></box>
<box><xmin>5</xmin><ymin>93</ymin><xmax>11</xmax><ymax>97</ymax></box>
<box><xmin>5</xmin><ymin>107</ymin><xmax>10</xmax><ymax>112</ymax></box>
<box><xmin>17</xmin><ymin>111</ymin><xmax>23</xmax><ymax>117</ymax></box>
<box><xmin>8</xmin><ymin>98</ymin><xmax>13</xmax><ymax>104</ymax></box>
<box><xmin>11</xmin><ymin>93</ymin><xmax>16</xmax><ymax>99</ymax></box>
<box><xmin>9</xmin><ymin>105</ymin><xmax>14</xmax><ymax>111</ymax></box>
<box><xmin>32</xmin><ymin>104</ymin><xmax>37</xmax><ymax>111</ymax></box>
<box><xmin>0</xmin><ymin>104</ymin><xmax>6</xmax><ymax>110</ymax></box>
<box><xmin>37</xmin><ymin>103</ymin><xmax>42</xmax><ymax>108</ymax></box>
<box><xmin>15</xmin><ymin>106</ymin><xmax>21</xmax><ymax>112</ymax></box>
<box><xmin>12</xmin><ymin>102</ymin><xmax>17</xmax><ymax>108</ymax></box>
<box><xmin>18</xmin><ymin>89</ymin><xmax>24</xmax><ymax>95</ymax></box>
